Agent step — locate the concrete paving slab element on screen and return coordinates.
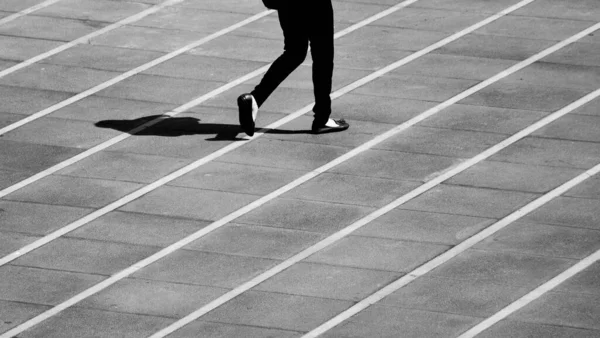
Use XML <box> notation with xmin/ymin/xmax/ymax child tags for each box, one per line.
<box><xmin>218</xmin><ymin>138</ymin><xmax>350</xmax><ymax>171</ymax></box>
<box><xmin>513</xmin><ymin>0</ymin><xmax>600</xmax><ymax>21</ymax></box>
<box><xmin>142</xmin><ymin>54</ymin><xmax>265</xmax><ymax>82</ymax></box>
<box><xmin>0</xmin><ymin>63</ymin><xmax>121</xmax><ymax>93</ymax></box>
<box><xmin>0</xmin><ymin>231</ymin><xmax>39</xmax><ymax>257</ymax></box>
<box><xmin>167</xmin><ymin>320</ymin><xmax>301</xmax><ymax>338</ymax></box>
<box><xmin>5</xmin><ymin>175</ymin><xmax>143</xmax><ymax>208</ymax></box>
<box><xmin>68</xmin><ymin>210</ymin><xmax>209</xmax><ymax>247</ymax></box>
<box><xmin>2</xmin><ymin>117</ymin><xmax>122</xmax><ymax>148</ymax></box>
<box><xmin>0</xmin><ymin>59</ymin><xmax>18</xmax><ymax>71</ymax></box>
<box><xmin>0</xmin><ymin>139</ymin><xmax>81</xmax><ymax>172</ymax></box>
<box><xmin>133</xmin><ymin>249</ymin><xmax>278</xmax><ymax>288</ymax></box>
<box><xmin>0</xmin><ymin>200</ymin><xmax>91</xmax><ymax>235</ymax></box>
<box><xmin>12</xmin><ymin>237</ymin><xmax>160</xmax><ymax>275</ymax></box>
<box><xmin>542</xmin><ymin>42</ymin><xmax>600</xmax><ymax>68</ymax></box>
<box><xmin>413</xmin><ymin>0</ymin><xmax>529</xmax><ymax>13</ymax></box>
<box><xmin>335</xmin><ymin>25</ymin><xmax>447</xmax><ymax>51</ymax></box>
<box><xmin>564</xmin><ymin>174</ymin><xmax>600</xmax><ymax>200</ymax></box>
<box><xmin>255</xmin><ymin>262</ymin><xmax>401</xmax><ymax>301</ymax></box>
<box><xmin>0</xmin><ymin>168</ymin><xmax>34</xmax><ymax>190</ymax></box>
<box><xmin>228</xmin><ymin>15</ymin><xmax>284</xmax><ymax>40</ymax></box>
<box><xmin>490</xmin><ymin>137</ymin><xmax>600</xmax><ymax>169</ymax></box>
<box><xmin>330</xmin><ymin>149</ymin><xmax>460</xmax><ymax>182</ymax></box>
<box><xmin>0</xmin><ymin>85</ymin><xmax>74</xmax><ymax>116</ymax></box>
<box><xmin>474</xmin><ymin>221</ymin><xmax>600</xmax><ymax>259</ymax></box>
<box><xmin>477</xmin><ymin>320</ymin><xmax>600</xmax><ymax>338</ymax></box>
<box><xmin>381</xmin><ymin>275</ymin><xmax>530</xmax><ymax>317</ymax></box>
<box><xmin>354</xmin><ymin>209</ymin><xmax>495</xmax><ymax>245</ymax></box>
<box><xmin>202</xmin><ymin>290</ymin><xmax>353</xmax><ymax>332</ymax></box>
<box><xmin>57</xmin><ymin>150</ymin><xmax>191</xmax><ymax>183</ymax></box>
<box><xmin>556</xmin><ymin>261</ymin><xmax>600</xmax><ymax>295</ymax></box>
<box><xmin>447</xmin><ymin>160</ymin><xmax>583</xmax><ymax>193</ymax></box>
<box><xmin>284</xmin><ymin>172</ymin><xmax>420</xmax><ymax>208</ymax></box>
<box><xmin>437</xmin><ymin>34</ymin><xmax>555</xmax><ymax>61</ymax></box>
<box><xmin>392</xmin><ymin>53</ymin><xmax>516</xmax><ymax>80</ymax></box>
<box><xmin>510</xmin><ymin>291</ymin><xmax>600</xmax><ymax>331</ymax></box>
<box><xmin>330</xmin><ymin>93</ymin><xmax>437</xmax><ymax>124</ymax></box>
<box><xmin>374</xmin><ymin>6</ymin><xmax>488</xmax><ymax>32</ymax></box>
<box><xmin>477</xmin><ymin>15</ymin><xmax>594</xmax><ymax>41</ymax></box>
<box><xmin>533</xmin><ymin>114</ymin><xmax>600</xmax><ymax>142</ymax></box>
<box><xmin>0</xmin><ymin>0</ymin><xmax>49</xmax><ymax>12</ymax></box>
<box><xmin>524</xmin><ymin>196</ymin><xmax>600</xmax><ymax>230</ymax></box>
<box><xmin>91</xmin><ymin>25</ymin><xmax>205</xmax><ymax>52</ymax></box>
<box><xmin>421</xmin><ymin>104</ymin><xmax>550</xmax><ymax>135</ymax></box>
<box><xmin>132</xmin><ymin>7</ymin><xmax>250</xmax><ymax>33</ymax></box>
<box><xmin>335</xmin><ymin>44</ymin><xmax>414</xmax><ymax>70</ymax></box>
<box><xmin>400</xmin><ymin>184</ymin><xmax>539</xmax><ymax>219</ymax></box>
<box><xmin>430</xmin><ymin>249</ymin><xmax>575</xmax><ymax>286</ymax></box>
<box><xmin>331</xmin><ymin>0</ymin><xmax>391</xmax><ymax>23</ymax></box>
<box><xmin>35</xmin><ymin>0</ymin><xmax>150</xmax><ymax>22</ymax></box>
<box><xmin>373</xmin><ymin>126</ymin><xmax>506</xmax><ymax>157</ymax></box>
<box><xmin>78</xmin><ymin>277</ymin><xmax>227</xmax><ymax>318</ymax></box>
<box><xmin>320</xmin><ymin>305</ymin><xmax>479</xmax><ymax>338</ymax></box>
<box><xmin>0</xmin><ymin>300</ymin><xmax>50</xmax><ymax>334</ymax></box>
<box><xmin>573</xmin><ymin>96</ymin><xmax>600</xmax><ymax>116</ymax></box>
<box><xmin>52</xmin><ymin>95</ymin><xmax>176</xmax><ymax>122</ymax></box>
<box><xmin>0</xmin><ymin>15</ymin><xmax>108</xmax><ymax>41</ymax></box>
<box><xmin>353</xmin><ymin>74</ymin><xmax>480</xmax><ymax>102</ymax></box>
<box><xmin>306</xmin><ymin>236</ymin><xmax>449</xmax><ymax>272</ymax></box>
<box><xmin>176</xmin><ymin>0</ymin><xmax>266</xmax><ymax>14</ymax></box>
<box><xmin>185</xmin><ymin>223</ymin><xmax>324</xmax><ymax>260</ymax></box>
<box><xmin>16</xmin><ymin>307</ymin><xmax>174</xmax><ymax>338</ymax></box>
<box><xmin>95</xmin><ymin>74</ymin><xmax>224</xmax><ymax>104</ymax></box>
<box><xmin>0</xmin><ymin>111</ymin><xmax>23</xmax><ymax>128</ymax></box>
<box><xmin>119</xmin><ymin>185</ymin><xmax>259</xmax><ymax>221</ymax></box>
<box><xmin>43</xmin><ymin>44</ymin><xmax>166</xmax><ymax>72</ymax></box>
<box><xmin>237</xmin><ymin>197</ymin><xmax>374</xmax><ymax>233</ymax></box>
<box><xmin>188</xmin><ymin>34</ymin><xmax>282</xmax><ymax>62</ymax></box>
<box><xmin>503</xmin><ymin>62</ymin><xmax>600</xmax><ymax>90</ymax></box>
<box><xmin>0</xmin><ymin>265</ymin><xmax>105</xmax><ymax>305</ymax></box>
<box><xmin>169</xmin><ymin>160</ymin><xmax>304</xmax><ymax>195</ymax></box>
<box><xmin>460</xmin><ymin>82</ymin><xmax>591</xmax><ymax>112</ymax></box>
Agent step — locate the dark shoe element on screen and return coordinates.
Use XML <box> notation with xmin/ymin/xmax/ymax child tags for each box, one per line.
<box><xmin>311</xmin><ymin>118</ymin><xmax>349</xmax><ymax>134</ymax></box>
<box><xmin>238</xmin><ymin>93</ymin><xmax>258</xmax><ymax>136</ymax></box>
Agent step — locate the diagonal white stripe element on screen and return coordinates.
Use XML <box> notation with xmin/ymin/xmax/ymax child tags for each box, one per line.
<box><xmin>0</xmin><ymin>0</ymin><xmax>64</xmax><ymax>26</ymax></box>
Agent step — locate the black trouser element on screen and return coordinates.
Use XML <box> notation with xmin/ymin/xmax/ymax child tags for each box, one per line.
<box><xmin>251</xmin><ymin>1</ymin><xmax>334</xmax><ymax>126</ymax></box>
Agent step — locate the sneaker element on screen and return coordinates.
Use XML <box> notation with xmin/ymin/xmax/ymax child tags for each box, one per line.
<box><xmin>311</xmin><ymin>118</ymin><xmax>349</xmax><ymax>134</ymax></box>
<box><xmin>237</xmin><ymin>93</ymin><xmax>258</xmax><ymax>136</ymax></box>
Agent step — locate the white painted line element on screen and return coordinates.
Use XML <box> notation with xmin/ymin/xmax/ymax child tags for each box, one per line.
<box><xmin>0</xmin><ymin>0</ymin><xmax>422</xmax><ymax>197</ymax></box>
<box><xmin>3</xmin><ymin>2</ymin><xmax>593</xmax><ymax>337</ymax></box>
<box><xmin>0</xmin><ymin>0</ymin><xmax>63</xmax><ymax>26</ymax></box>
<box><xmin>0</xmin><ymin>8</ymin><xmax>274</xmax><ymax>137</ymax></box>
<box><xmin>0</xmin><ymin>0</ymin><xmax>188</xmax><ymax>82</ymax></box>
<box><xmin>301</xmin><ymin>92</ymin><xmax>600</xmax><ymax>338</ymax></box>
<box><xmin>458</xmin><ymin>236</ymin><xmax>600</xmax><ymax>338</ymax></box>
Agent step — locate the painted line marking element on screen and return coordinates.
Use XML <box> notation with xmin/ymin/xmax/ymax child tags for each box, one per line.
<box><xmin>0</xmin><ymin>0</ymin><xmax>191</xmax><ymax>82</ymax></box>
<box><xmin>301</xmin><ymin>92</ymin><xmax>600</xmax><ymax>338</ymax></box>
<box><xmin>0</xmin><ymin>0</ymin><xmax>537</xmax><ymax>267</ymax></box>
<box><xmin>0</xmin><ymin>1</ymin><xmax>572</xmax><ymax>336</ymax></box>
<box><xmin>0</xmin><ymin>0</ymin><xmax>423</xmax><ymax>198</ymax></box>
<box><xmin>0</xmin><ymin>0</ymin><xmax>64</xmax><ymax>26</ymax></box>
<box><xmin>457</xmin><ymin>239</ymin><xmax>600</xmax><ymax>337</ymax></box>
<box><xmin>0</xmin><ymin>8</ymin><xmax>274</xmax><ymax>137</ymax></box>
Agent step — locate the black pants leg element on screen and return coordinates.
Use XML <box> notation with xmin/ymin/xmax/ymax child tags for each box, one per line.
<box><xmin>251</xmin><ymin>1</ymin><xmax>334</xmax><ymax>124</ymax></box>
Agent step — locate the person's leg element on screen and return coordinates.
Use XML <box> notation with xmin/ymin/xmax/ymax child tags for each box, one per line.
<box><xmin>250</xmin><ymin>8</ymin><xmax>308</xmax><ymax>107</ymax></box>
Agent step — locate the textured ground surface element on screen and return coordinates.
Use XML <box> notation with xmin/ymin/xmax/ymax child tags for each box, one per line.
<box><xmin>0</xmin><ymin>0</ymin><xmax>599</xmax><ymax>337</ymax></box>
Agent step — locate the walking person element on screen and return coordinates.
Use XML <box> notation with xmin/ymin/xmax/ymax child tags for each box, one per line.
<box><xmin>237</xmin><ymin>0</ymin><xmax>349</xmax><ymax>136</ymax></box>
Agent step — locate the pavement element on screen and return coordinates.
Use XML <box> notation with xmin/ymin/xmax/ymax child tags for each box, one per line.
<box><xmin>0</xmin><ymin>0</ymin><xmax>599</xmax><ymax>337</ymax></box>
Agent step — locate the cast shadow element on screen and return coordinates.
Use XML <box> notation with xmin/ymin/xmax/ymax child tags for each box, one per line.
<box><xmin>95</xmin><ymin>115</ymin><xmax>312</xmax><ymax>141</ymax></box>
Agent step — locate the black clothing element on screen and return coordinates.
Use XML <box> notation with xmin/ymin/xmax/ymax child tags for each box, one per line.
<box><xmin>251</xmin><ymin>0</ymin><xmax>334</xmax><ymax>126</ymax></box>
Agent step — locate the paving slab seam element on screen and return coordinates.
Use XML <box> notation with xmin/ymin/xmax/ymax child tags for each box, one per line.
<box><xmin>457</xmin><ymin>224</ymin><xmax>600</xmax><ymax>337</ymax></box>
<box><xmin>150</xmin><ymin>50</ymin><xmax>600</xmax><ymax>338</ymax></box>
<box><xmin>0</xmin><ymin>1</ymin><xmax>547</xmax><ymax>336</ymax></box>
<box><xmin>0</xmin><ymin>0</ymin><xmax>195</xmax><ymax>81</ymax></box>
<box><xmin>0</xmin><ymin>0</ymin><xmax>64</xmax><ymax>26</ymax></box>
<box><xmin>300</xmin><ymin>90</ymin><xmax>600</xmax><ymax>338</ymax></box>
<box><xmin>0</xmin><ymin>8</ymin><xmax>272</xmax><ymax>136</ymax></box>
<box><xmin>0</xmin><ymin>0</ymin><xmax>425</xmax><ymax>200</ymax></box>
